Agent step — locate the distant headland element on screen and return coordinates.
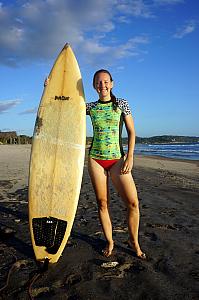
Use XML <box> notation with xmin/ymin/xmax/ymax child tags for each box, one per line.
<box><xmin>86</xmin><ymin>135</ymin><xmax>199</xmax><ymax>146</ymax></box>
<box><xmin>135</xmin><ymin>135</ymin><xmax>199</xmax><ymax>144</ymax></box>
<box><xmin>0</xmin><ymin>131</ymin><xmax>198</xmax><ymax>145</ymax></box>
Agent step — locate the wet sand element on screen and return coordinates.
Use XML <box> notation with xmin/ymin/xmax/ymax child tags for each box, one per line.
<box><xmin>0</xmin><ymin>145</ymin><xmax>199</xmax><ymax>299</ymax></box>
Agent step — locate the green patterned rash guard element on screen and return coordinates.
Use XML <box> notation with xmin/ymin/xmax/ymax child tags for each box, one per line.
<box><xmin>86</xmin><ymin>98</ymin><xmax>132</xmax><ymax>160</ymax></box>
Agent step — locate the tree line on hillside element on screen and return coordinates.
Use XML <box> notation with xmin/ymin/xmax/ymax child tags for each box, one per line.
<box><xmin>0</xmin><ymin>131</ymin><xmax>32</xmax><ymax>144</ymax></box>
<box><xmin>1</xmin><ymin>131</ymin><xmax>198</xmax><ymax>145</ymax></box>
<box><xmin>87</xmin><ymin>135</ymin><xmax>199</xmax><ymax>145</ymax></box>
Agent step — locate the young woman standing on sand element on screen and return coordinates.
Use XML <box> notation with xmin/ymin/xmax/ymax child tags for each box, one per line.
<box><xmin>45</xmin><ymin>69</ymin><xmax>146</xmax><ymax>259</ymax></box>
<box><xmin>86</xmin><ymin>69</ymin><xmax>146</xmax><ymax>259</ymax></box>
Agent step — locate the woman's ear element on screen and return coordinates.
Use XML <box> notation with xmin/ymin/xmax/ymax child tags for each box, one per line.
<box><xmin>111</xmin><ymin>80</ymin><xmax>114</xmax><ymax>89</ymax></box>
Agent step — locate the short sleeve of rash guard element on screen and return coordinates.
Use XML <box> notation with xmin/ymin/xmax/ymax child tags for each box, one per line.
<box><xmin>86</xmin><ymin>102</ymin><xmax>97</xmax><ymax>115</ymax></box>
<box><xmin>116</xmin><ymin>99</ymin><xmax>132</xmax><ymax>116</ymax></box>
<box><xmin>86</xmin><ymin>103</ymin><xmax>90</xmax><ymax>115</ymax></box>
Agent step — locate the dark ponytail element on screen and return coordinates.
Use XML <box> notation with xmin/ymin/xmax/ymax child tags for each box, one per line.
<box><xmin>93</xmin><ymin>69</ymin><xmax>118</xmax><ymax>111</ymax></box>
<box><xmin>110</xmin><ymin>90</ymin><xmax>117</xmax><ymax>111</ymax></box>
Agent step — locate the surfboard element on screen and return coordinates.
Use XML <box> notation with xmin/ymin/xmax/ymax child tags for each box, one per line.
<box><xmin>28</xmin><ymin>44</ymin><xmax>86</xmax><ymax>264</ymax></box>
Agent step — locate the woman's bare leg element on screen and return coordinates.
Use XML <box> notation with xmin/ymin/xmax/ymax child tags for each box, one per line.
<box><xmin>110</xmin><ymin>157</ymin><xmax>145</xmax><ymax>258</ymax></box>
<box><xmin>88</xmin><ymin>157</ymin><xmax>114</xmax><ymax>257</ymax></box>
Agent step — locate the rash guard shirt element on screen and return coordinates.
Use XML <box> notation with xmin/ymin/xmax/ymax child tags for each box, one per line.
<box><xmin>86</xmin><ymin>98</ymin><xmax>132</xmax><ymax>160</ymax></box>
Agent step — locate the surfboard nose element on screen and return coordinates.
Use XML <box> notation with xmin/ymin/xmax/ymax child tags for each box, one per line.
<box><xmin>64</xmin><ymin>43</ymin><xmax>70</xmax><ymax>49</ymax></box>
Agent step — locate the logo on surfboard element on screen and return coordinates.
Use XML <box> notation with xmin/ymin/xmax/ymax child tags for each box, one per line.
<box><xmin>54</xmin><ymin>96</ymin><xmax>70</xmax><ymax>101</ymax></box>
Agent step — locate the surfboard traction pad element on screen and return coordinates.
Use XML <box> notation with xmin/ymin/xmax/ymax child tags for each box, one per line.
<box><xmin>32</xmin><ymin>217</ymin><xmax>67</xmax><ymax>254</ymax></box>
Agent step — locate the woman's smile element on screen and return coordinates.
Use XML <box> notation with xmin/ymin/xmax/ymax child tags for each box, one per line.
<box><xmin>94</xmin><ymin>72</ymin><xmax>113</xmax><ymax>101</ymax></box>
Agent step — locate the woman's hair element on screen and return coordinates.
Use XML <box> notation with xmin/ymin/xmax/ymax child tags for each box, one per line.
<box><xmin>93</xmin><ymin>69</ymin><xmax>117</xmax><ymax>110</ymax></box>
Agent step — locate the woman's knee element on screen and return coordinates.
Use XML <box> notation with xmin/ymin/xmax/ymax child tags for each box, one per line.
<box><xmin>126</xmin><ymin>198</ymin><xmax>139</xmax><ymax>211</ymax></box>
<box><xmin>97</xmin><ymin>197</ymin><xmax>108</xmax><ymax>211</ymax></box>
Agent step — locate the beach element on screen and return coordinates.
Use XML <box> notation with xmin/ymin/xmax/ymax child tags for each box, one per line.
<box><xmin>0</xmin><ymin>145</ymin><xmax>198</xmax><ymax>299</ymax></box>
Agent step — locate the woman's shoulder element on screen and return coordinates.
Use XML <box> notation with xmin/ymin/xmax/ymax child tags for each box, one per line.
<box><xmin>86</xmin><ymin>100</ymin><xmax>98</xmax><ymax>114</ymax></box>
<box><xmin>115</xmin><ymin>98</ymin><xmax>132</xmax><ymax>115</ymax></box>
<box><xmin>115</xmin><ymin>97</ymin><xmax>129</xmax><ymax>105</ymax></box>
<box><xmin>86</xmin><ymin>100</ymin><xmax>98</xmax><ymax>107</ymax></box>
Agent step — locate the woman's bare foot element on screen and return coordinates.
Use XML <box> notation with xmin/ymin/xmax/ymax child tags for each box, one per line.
<box><xmin>102</xmin><ymin>241</ymin><xmax>114</xmax><ymax>257</ymax></box>
<box><xmin>127</xmin><ymin>239</ymin><xmax>146</xmax><ymax>260</ymax></box>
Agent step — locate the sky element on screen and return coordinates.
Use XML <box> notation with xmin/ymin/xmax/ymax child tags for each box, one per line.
<box><xmin>0</xmin><ymin>0</ymin><xmax>198</xmax><ymax>138</ymax></box>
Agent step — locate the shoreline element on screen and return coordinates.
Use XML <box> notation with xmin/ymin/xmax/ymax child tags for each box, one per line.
<box><xmin>1</xmin><ymin>143</ymin><xmax>199</xmax><ymax>162</ymax></box>
<box><xmin>0</xmin><ymin>144</ymin><xmax>199</xmax><ymax>299</ymax></box>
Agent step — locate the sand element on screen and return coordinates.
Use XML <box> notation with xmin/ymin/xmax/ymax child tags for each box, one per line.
<box><xmin>0</xmin><ymin>144</ymin><xmax>198</xmax><ymax>299</ymax></box>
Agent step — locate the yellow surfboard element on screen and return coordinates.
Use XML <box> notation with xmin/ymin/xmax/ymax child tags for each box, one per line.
<box><xmin>28</xmin><ymin>44</ymin><xmax>86</xmax><ymax>263</ymax></box>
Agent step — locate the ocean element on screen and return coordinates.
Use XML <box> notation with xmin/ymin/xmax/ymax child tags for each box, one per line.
<box><xmin>133</xmin><ymin>143</ymin><xmax>199</xmax><ymax>161</ymax></box>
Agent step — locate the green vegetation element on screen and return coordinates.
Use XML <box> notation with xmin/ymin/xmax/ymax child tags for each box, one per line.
<box><xmin>0</xmin><ymin>131</ymin><xmax>32</xmax><ymax>144</ymax></box>
<box><xmin>135</xmin><ymin>135</ymin><xmax>199</xmax><ymax>144</ymax></box>
<box><xmin>1</xmin><ymin>132</ymin><xmax>198</xmax><ymax>145</ymax></box>
<box><xmin>87</xmin><ymin>135</ymin><xmax>199</xmax><ymax>145</ymax></box>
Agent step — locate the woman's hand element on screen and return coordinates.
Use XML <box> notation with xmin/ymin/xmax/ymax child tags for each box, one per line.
<box><xmin>121</xmin><ymin>156</ymin><xmax>134</xmax><ymax>175</ymax></box>
<box><xmin>44</xmin><ymin>77</ymin><xmax>50</xmax><ymax>87</ymax></box>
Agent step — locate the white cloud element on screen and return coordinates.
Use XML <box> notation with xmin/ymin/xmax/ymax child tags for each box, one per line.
<box><xmin>153</xmin><ymin>0</ymin><xmax>184</xmax><ymax>5</ymax></box>
<box><xmin>96</xmin><ymin>21</ymin><xmax>115</xmax><ymax>33</ymax></box>
<box><xmin>117</xmin><ymin>15</ymin><xmax>131</xmax><ymax>24</ymax></box>
<box><xmin>116</xmin><ymin>0</ymin><xmax>154</xmax><ymax>18</ymax></box>
<box><xmin>0</xmin><ymin>100</ymin><xmax>21</xmax><ymax>114</ymax></box>
<box><xmin>173</xmin><ymin>21</ymin><xmax>196</xmax><ymax>39</ymax></box>
<box><xmin>19</xmin><ymin>107</ymin><xmax>37</xmax><ymax>115</ymax></box>
<box><xmin>0</xmin><ymin>0</ymin><xmax>151</xmax><ymax>67</ymax></box>
<box><xmin>114</xmin><ymin>36</ymin><xmax>149</xmax><ymax>59</ymax></box>
<box><xmin>79</xmin><ymin>35</ymin><xmax>149</xmax><ymax>66</ymax></box>
<box><xmin>0</xmin><ymin>0</ymin><xmax>186</xmax><ymax>67</ymax></box>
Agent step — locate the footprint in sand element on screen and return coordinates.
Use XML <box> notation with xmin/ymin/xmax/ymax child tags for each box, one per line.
<box><xmin>160</xmin><ymin>208</ymin><xmax>177</xmax><ymax>217</ymax></box>
<box><xmin>142</xmin><ymin>204</ymin><xmax>149</xmax><ymax>209</ymax></box>
<box><xmin>101</xmin><ymin>261</ymin><xmax>119</xmax><ymax>268</ymax></box>
<box><xmin>113</xmin><ymin>227</ymin><xmax>128</xmax><ymax>233</ymax></box>
<box><xmin>154</xmin><ymin>257</ymin><xmax>173</xmax><ymax>275</ymax></box>
<box><xmin>98</xmin><ymin>258</ymin><xmax>146</xmax><ymax>280</ymax></box>
<box><xmin>98</xmin><ymin>262</ymin><xmax>132</xmax><ymax>279</ymax></box>
<box><xmin>0</xmin><ymin>180</ymin><xmax>14</xmax><ymax>189</ymax></box>
<box><xmin>0</xmin><ymin>225</ymin><xmax>16</xmax><ymax>240</ymax></box>
<box><xmin>189</xmin><ymin>270</ymin><xmax>199</xmax><ymax>281</ymax></box>
<box><xmin>144</xmin><ymin>231</ymin><xmax>158</xmax><ymax>241</ymax></box>
<box><xmin>65</xmin><ymin>273</ymin><xmax>82</xmax><ymax>287</ymax></box>
<box><xmin>146</xmin><ymin>223</ymin><xmax>183</xmax><ymax>231</ymax></box>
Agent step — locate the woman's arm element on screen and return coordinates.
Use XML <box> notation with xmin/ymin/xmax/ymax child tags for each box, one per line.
<box><xmin>121</xmin><ymin>114</ymin><xmax>136</xmax><ymax>174</ymax></box>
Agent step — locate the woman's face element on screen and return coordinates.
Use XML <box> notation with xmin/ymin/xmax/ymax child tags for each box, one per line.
<box><xmin>94</xmin><ymin>72</ymin><xmax>113</xmax><ymax>100</ymax></box>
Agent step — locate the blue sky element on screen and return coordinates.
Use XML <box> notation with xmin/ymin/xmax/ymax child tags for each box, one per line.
<box><xmin>0</xmin><ymin>0</ymin><xmax>198</xmax><ymax>137</ymax></box>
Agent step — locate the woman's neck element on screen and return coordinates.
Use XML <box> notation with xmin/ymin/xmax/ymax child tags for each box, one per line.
<box><xmin>99</xmin><ymin>95</ymin><xmax>111</xmax><ymax>102</ymax></box>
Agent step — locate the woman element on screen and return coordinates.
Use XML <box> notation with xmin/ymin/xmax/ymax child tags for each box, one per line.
<box><xmin>44</xmin><ymin>69</ymin><xmax>146</xmax><ymax>259</ymax></box>
<box><xmin>86</xmin><ymin>69</ymin><xmax>146</xmax><ymax>259</ymax></box>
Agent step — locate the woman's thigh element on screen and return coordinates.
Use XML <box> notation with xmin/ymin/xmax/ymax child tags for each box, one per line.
<box><xmin>110</xmin><ymin>157</ymin><xmax>138</xmax><ymax>204</ymax></box>
<box><xmin>88</xmin><ymin>157</ymin><xmax>109</xmax><ymax>200</ymax></box>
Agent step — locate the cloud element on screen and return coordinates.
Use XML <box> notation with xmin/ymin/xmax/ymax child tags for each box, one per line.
<box><xmin>0</xmin><ymin>0</ymin><xmax>152</xmax><ymax>67</ymax></box>
<box><xmin>0</xmin><ymin>100</ymin><xmax>21</xmax><ymax>114</ymax></box>
<box><xmin>116</xmin><ymin>0</ymin><xmax>154</xmax><ymax>18</ymax></box>
<box><xmin>0</xmin><ymin>0</ymin><xmax>185</xmax><ymax>67</ymax></box>
<box><xmin>0</xmin><ymin>0</ymin><xmax>120</xmax><ymax>66</ymax></box>
<box><xmin>80</xmin><ymin>35</ymin><xmax>149</xmax><ymax>66</ymax></box>
<box><xmin>19</xmin><ymin>107</ymin><xmax>37</xmax><ymax>115</ymax></box>
<box><xmin>173</xmin><ymin>21</ymin><xmax>196</xmax><ymax>39</ymax></box>
<box><xmin>117</xmin><ymin>15</ymin><xmax>131</xmax><ymax>24</ymax></box>
<box><xmin>153</xmin><ymin>0</ymin><xmax>184</xmax><ymax>4</ymax></box>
